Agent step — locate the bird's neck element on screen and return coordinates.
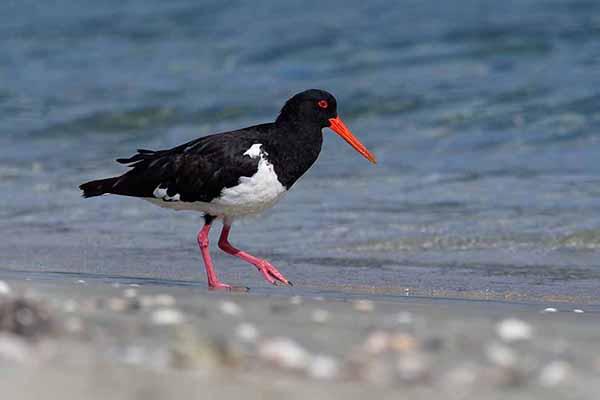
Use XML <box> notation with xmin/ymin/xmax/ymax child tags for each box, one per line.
<box><xmin>269</xmin><ymin>116</ymin><xmax>323</xmax><ymax>189</ymax></box>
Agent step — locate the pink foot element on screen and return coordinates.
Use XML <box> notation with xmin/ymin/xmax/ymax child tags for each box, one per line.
<box><xmin>208</xmin><ymin>281</ymin><xmax>249</xmax><ymax>292</ymax></box>
<box><xmin>218</xmin><ymin>223</ymin><xmax>293</xmax><ymax>287</ymax></box>
<box><xmin>208</xmin><ymin>281</ymin><xmax>232</xmax><ymax>290</ymax></box>
<box><xmin>255</xmin><ymin>260</ymin><xmax>292</xmax><ymax>286</ymax></box>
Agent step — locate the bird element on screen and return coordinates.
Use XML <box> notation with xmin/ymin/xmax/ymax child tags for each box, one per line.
<box><xmin>79</xmin><ymin>89</ymin><xmax>376</xmax><ymax>290</ymax></box>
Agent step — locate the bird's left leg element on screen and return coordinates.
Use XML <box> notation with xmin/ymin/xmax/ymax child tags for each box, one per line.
<box><xmin>218</xmin><ymin>220</ymin><xmax>292</xmax><ymax>286</ymax></box>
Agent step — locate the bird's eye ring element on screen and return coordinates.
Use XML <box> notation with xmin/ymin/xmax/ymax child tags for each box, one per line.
<box><xmin>318</xmin><ymin>100</ymin><xmax>328</xmax><ymax>109</ymax></box>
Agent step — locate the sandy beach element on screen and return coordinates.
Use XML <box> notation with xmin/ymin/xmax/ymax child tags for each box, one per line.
<box><xmin>4</xmin><ymin>1</ymin><xmax>600</xmax><ymax>399</ymax></box>
<box><xmin>1</xmin><ymin>275</ymin><xmax>599</xmax><ymax>400</ymax></box>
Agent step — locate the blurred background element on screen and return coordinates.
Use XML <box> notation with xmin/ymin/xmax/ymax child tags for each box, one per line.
<box><xmin>2</xmin><ymin>0</ymin><xmax>600</xmax><ymax>300</ymax></box>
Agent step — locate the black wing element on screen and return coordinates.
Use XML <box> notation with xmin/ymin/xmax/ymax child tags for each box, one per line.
<box><xmin>80</xmin><ymin>124</ymin><xmax>273</xmax><ymax>203</ymax></box>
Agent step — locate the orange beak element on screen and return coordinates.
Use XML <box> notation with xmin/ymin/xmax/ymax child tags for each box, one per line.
<box><xmin>328</xmin><ymin>116</ymin><xmax>377</xmax><ymax>164</ymax></box>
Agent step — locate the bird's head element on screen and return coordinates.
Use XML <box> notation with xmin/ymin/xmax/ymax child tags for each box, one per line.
<box><xmin>278</xmin><ymin>89</ymin><xmax>376</xmax><ymax>164</ymax></box>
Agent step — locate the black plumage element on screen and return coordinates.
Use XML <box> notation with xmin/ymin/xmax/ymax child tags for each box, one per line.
<box><xmin>80</xmin><ymin>90</ymin><xmax>336</xmax><ymax>204</ymax></box>
<box><xmin>79</xmin><ymin>89</ymin><xmax>376</xmax><ymax>289</ymax></box>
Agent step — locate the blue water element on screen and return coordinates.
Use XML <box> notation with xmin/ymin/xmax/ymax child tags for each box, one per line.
<box><xmin>2</xmin><ymin>0</ymin><xmax>600</xmax><ymax>301</ymax></box>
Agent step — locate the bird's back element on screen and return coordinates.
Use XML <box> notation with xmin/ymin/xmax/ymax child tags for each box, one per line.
<box><xmin>80</xmin><ymin>124</ymin><xmax>274</xmax><ymax>204</ymax></box>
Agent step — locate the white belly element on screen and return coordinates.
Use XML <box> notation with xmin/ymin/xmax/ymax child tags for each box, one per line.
<box><xmin>146</xmin><ymin>144</ymin><xmax>287</xmax><ymax>217</ymax></box>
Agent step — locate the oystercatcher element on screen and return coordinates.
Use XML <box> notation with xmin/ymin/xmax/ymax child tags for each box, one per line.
<box><xmin>80</xmin><ymin>89</ymin><xmax>376</xmax><ymax>289</ymax></box>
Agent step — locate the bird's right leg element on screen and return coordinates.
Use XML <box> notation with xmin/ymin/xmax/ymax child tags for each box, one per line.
<box><xmin>197</xmin><ymin>215</ymin><xmax>231</xmax><ymax>290</ymax></box>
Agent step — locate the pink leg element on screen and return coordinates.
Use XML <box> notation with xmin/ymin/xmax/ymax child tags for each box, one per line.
<box><xmin>218</xmin><ymin>223</ymin><xmax>292</xmax><ymax>286</ymax></box>
<box><xmin>197</xmin><ymin>222</ymin><xmax>231</xmax><ymax>290</ymax></box>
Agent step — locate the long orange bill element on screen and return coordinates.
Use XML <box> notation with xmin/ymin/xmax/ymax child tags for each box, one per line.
<box><xmin>328</xmin><ymin>116</ymin><xmax>377</xmax><ymax>164</ymax></box>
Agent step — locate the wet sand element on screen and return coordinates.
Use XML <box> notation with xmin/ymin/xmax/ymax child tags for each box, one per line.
<box><xmin>1</xmin><ymin>276</ymin><xmax>599</xmax><ymax>400</ymax></box>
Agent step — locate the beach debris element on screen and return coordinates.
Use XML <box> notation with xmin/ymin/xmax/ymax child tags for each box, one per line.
<box><xmin>542</xmin><ymin>307</ymin><xmax>558</xmax><ymax>313</ymax></box>
<box><xmin>219</xmin><ymin>301</ymin><xmax>242</xmax><ymax>317</ymax></box>
<box><xmin>0</xmin><ymin>281</ymin><xmax>11</xmax><ymax>296</ymax></box>
<box><xmin>353</xmin><ymin>299</ymin><xmax>374</xmax><ymax>312</ymax></box>
<box><xmin>0</xmin><ymin>333</ymin><xmax>33</xmax><ymax>364</ymax></box>
<box><xmin>572</xmin><ymin>309</ymin><xmax>584</xmax><ymax>314</ymax></box>
<box><xmin>120</xmin><ymin>344</ymin><xmax>170</xmax><ymax>369</ymax></box>
<box><xmin>151</xmin><ymin>308</ymin><xmax>185</xmax><ymax>325</ymax></box>
<box><xmin>496</xmin><ymin>318</ymin><xmax>533</xmax><ymax>342</ymax></box>
<box><xmin>62</xmin><ymin>299</ymin><xmax>78</xmax><ymax>313</ymax></box>
<box><xmin>308</xmin><ymin>354</ymin><xmax>340</xmax><ymax>380</ymax></box>
<box><xmin>170</xmin><ymin>330</ymin><xmax>222</xmax><ymax>370</ymax></box>
<box><xmin>363</xmin><ymin>331</ymin><xmax>418</xmax><ymax>355</ymax></box>
<box><xmin>389</xmin><ymin>333</ymin><xmax>417</xmax><ymax>353</ymax></box>
<box><xmin>108</xmin><ymin>297</ymin><xmax>129</xmax><ymax>312</ymax></box>
<box><xmin>235</xmin><ymin>322</ymin><xmax>259</xmax><ymax>343</ymax></box>
<box><xmin>486</xmin><ymin>343</ymin><xmax>517</xmax><ymax>367</ymax></box>
<box><xmin>258</xmin><ymin>337</ymin><xmax>310</xmax><ymax>370</ymax></box>
<box><xmin>311</xmin><ymin>309</ymin><xmax>330</xmax><ymax>324</ymax></box>
<box><xmin>539</xmin><ymin>361</ymin><xmax>572</xmax><ymax>387</ymax></box>
<box><xmin>363</xmin><ymin>330</ymin><xmax>390</xmax><ymax>354</ymax></box>
<box><xmin>289</xmin><ymin>295</ymin><xmax>303</xmax><ymax>305</ymax></box>
<box><xmin>0</xmin><ymin>297</ymin><xmax>55</xmax><ymax>339</ymax></box>
<box><xmin>396</xmin><ymin>353</ymin><xmax>430</xmax><ymax>382</ymax></box>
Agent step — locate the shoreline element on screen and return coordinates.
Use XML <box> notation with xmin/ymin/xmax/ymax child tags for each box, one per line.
<box><xmin>1</xmin><ymin>275</ymin><xmax>599</xmax><ymax>399</ymax></box>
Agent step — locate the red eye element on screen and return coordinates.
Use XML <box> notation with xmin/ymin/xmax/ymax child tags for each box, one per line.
<box><xmin>318</xmin><ymin>100</ymin><xmax>328</xmax><ymax>109</ymax></box>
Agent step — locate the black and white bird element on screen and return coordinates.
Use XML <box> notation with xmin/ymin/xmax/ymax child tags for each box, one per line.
<box><xmin>80</xmin><ymin>89</ymin><xmax>376</xmax><ymax>289</ymax></box>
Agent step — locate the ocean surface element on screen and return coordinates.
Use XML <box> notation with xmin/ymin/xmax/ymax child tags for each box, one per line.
<box><xmin>2</xmin><ymin>0</ymin><xmax>600</xmax><ymax>302</ymax></box>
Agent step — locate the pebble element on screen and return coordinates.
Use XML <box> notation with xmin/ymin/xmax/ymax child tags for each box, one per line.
<box><xmin>108</xmin><ymin>297</ymin><xmax>129</xmax><ymax>312</ymax></box>
<box><xmin>486</xmin><ymin>343</ymin><xmax>517</xmax><ymax>367</ymax></box>
<box><xmin>63</xmin><ymin>299</ymin><xmax>78</xmax><ymax>313</ymax></box>
<box><xmin>0</xmin><ymin>334</ymin><xmax>32</xmax><ymax>363</ymax></box>
<box><xmin>389</xmin><ymin>333</ymin><xmax>417</xmax><ymax>353</ymax></box>
<box><xmin>289</xmin><ymin>296</ymin><xmax>303</xmax><ymax>305</ymax></box>
<box><xmin>396</xmin><ymin>353</ymin><xmax>429</xmax><ymax>382</ymax></box>
<box><xmin>123</xmin><ymin>288</ymin><xmax>137</xmax><ymax>298</ymax></box>
<box><xmin>235</xmin><ymin>322</ymin><xmax>259</xmax><ymax>343</ymax></box>
<box><xmin>353</xmin><ymin>299</ymin><xmax>374</xmax><ymax>312</ymax></box>
<box><xmin>539</xmin><ymin>361</ymin><xmax>572</xmax><ymax>387</ymax></box>
<box><xmin>496</xmin><ymin>318</ymin><xmax>533</xmax><ymax>342</ymax></box>
<box><xmin>0</xmin><ymin>298</ymin><xmax>54</xmax><ymax>339</ymax></box>
<box><xmin>0</xmin><ymin>281</ymin><xmax>11</xmax><ymax>296</ymax></box>
<box><xmin>220</xmin><ymin>301</ymin><xmax>242</xmax><ymax>317</ymax></box>
<box><xmin>363</xmin><ymin>330</ymin><xmax>389</xmax><ymax>354</ymax></box>
<box><xmin>151</xmin><ymin>308</ymin><xmax>185</xmax><ymax>325</ymax></box>
<box><xmin>307</xmin><ymin>355</ymin><xmax>340</xmax><ymax>380</ymax></box>
<box><xmin>258</xmin><ymin>337</ymin><xmax>310</xmax><ymax>370</ymax></box>
<box><xmin>542</xmin><ymin>307</ymin><xmax>558</xmax><ymax>313</ymax></box>
<box><xmin>573</xmin><ymin>309</ymin><xmax>584</xmax><ymax>314</ymax></box>
<box><xmin>77</xmin><ymin>280</ymin><xmax>86</xmax><ymax>284</ymax></box>
<box><xmin>311</xmin><ymin>309</ymin><xmax>330</xmax><ymax>324</ymax></box>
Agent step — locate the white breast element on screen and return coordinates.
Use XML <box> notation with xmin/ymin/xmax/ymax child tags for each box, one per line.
<box><xmin>146</xmin><ymin>143</ymin><xmax>287</xmax><ymax>218</ymax></box>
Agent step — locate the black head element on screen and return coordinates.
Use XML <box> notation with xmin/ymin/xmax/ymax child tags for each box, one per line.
<box><xmin>276</xmin><ymin>89</ymin><xmax>377</xmax><ymax>164</ymax></box>
<box><xmin>278</xmin><ymin>89</ymin><xmax>338</xmax><ymax>128</ymax></box>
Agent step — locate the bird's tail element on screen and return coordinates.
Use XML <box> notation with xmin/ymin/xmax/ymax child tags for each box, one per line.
<box><xmin>79</xmin><ymin>177</ymin><xmax>119</xmax><ymax>198</ymax></box>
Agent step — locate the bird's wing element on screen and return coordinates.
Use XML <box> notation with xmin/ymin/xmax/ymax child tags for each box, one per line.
<box><xmin>110</xmin><ymin>127</ymin><xmax>269</xmax><ymax>202</ymax></box>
